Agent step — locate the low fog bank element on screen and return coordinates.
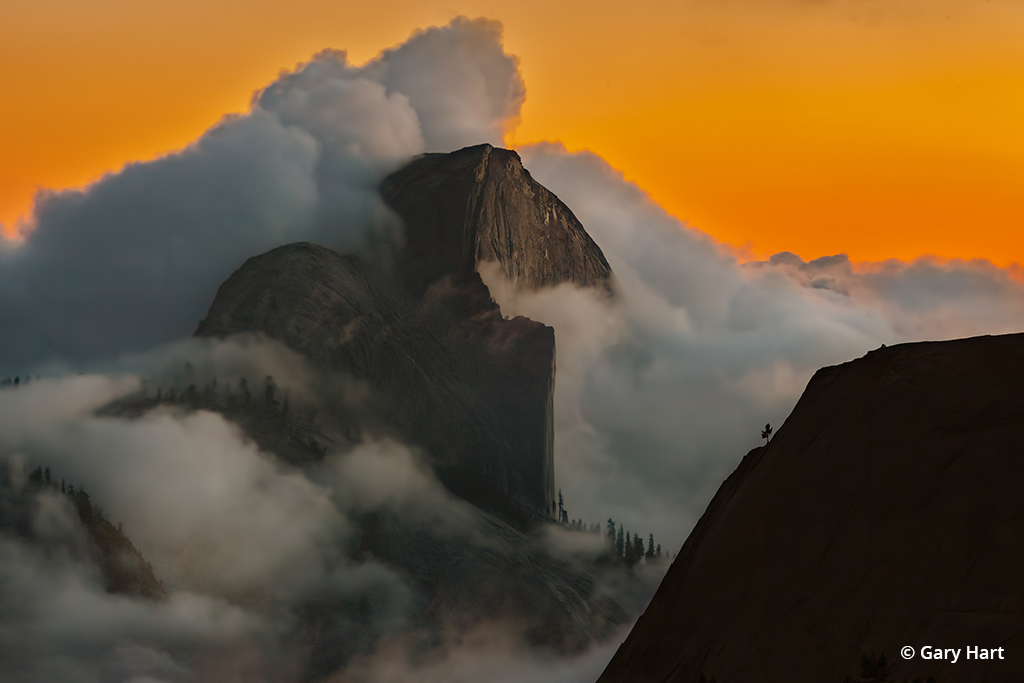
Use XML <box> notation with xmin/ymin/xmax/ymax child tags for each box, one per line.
<box><xmin>0</xmin><ymin>336</ymin><xmax>664</xmax><ymax>682</ymax></box>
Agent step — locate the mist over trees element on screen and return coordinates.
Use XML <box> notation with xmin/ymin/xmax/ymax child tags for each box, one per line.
<box><xmin>556</xmin><ymin>490</ymin><xmax>667</xmax><ymax>567</ymax></box>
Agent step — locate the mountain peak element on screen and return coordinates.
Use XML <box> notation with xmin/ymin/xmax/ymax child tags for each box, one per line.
<box><xmin>381</xmin><ymin>144</ymin><xmax>613</xmax><ymax>296</ymax></box>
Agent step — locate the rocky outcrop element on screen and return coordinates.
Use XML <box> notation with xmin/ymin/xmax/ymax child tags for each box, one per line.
<box><xmin>381</xmin><ymin>144</ymin><xmax>613</xmax><ymax>296</ymax></box>
<box><xmin>196</xmin><ymin>242</ymin><xmax>554</xmax><ymax>528</ymax></box>
<box><xmin>598</xmin><ymin>333</ymin><xmax>1024</xmax><ymax>683</ymax></box>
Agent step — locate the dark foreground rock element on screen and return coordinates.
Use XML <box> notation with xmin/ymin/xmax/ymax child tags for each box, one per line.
<box><xmin>599</xmin><ymin>333</ymin><xmax>1024</xmax><ymax>683</ymax></box>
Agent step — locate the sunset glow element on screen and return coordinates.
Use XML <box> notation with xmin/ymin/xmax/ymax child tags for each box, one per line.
<box><xmin>3</xmin><ymin>0</ymin><xmax>1023</xmax><ymax>263</ymax></box>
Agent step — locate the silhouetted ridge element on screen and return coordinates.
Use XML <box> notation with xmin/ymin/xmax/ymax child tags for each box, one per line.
<box><xmin>598</xmin><ymin>333</ymin><xmax>1024</xmax><ymax>683</ymax></box>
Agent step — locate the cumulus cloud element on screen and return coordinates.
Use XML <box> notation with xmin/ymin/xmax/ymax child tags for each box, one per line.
<box><xmin>0</xmin><ymin>16</ymin><xmax>524</xmax><ymax>375</ymax></box>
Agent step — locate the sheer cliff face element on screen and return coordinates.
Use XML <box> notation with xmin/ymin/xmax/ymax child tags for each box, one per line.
<box><xmin>599</xmin><ymin>334</ymin><xmax>1024</xmax><ymax>683</ymax></box>
<box><xmin>380</xmin><ymin>144</ymin><xmax>614</xmax><ymax>296</ymax></box>
<box><xmin>196</xmin><ymin>242</ymin><xmax>555</xmax><ymax>528</ymax></box>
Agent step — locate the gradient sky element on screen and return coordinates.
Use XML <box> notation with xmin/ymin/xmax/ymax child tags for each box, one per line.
<box><xmin>3</xmin><ymin>0</ymin><xmax>1023</xmax><ymax>264</ymax></box>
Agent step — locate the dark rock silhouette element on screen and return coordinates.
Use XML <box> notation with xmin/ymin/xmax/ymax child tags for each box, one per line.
<box><xmin>598</xmin><ymin>333</ymin><xmax>1024</xmax><ymax>683</ymax></box>
<box><xmin>381</xmin><ymin>143</ymin><xmax>614</xmax><ymax>296</ymax></box>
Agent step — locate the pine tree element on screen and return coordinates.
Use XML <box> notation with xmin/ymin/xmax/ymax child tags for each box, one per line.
<box><xmin>646</xmin><ymin>533</ymin><xmax>655</xmax><ymax>559</ymax></box>
<box><xmin>616</xmin><ymin>524</ymin><xmax>625</xmax><ymax>558</ymax></box>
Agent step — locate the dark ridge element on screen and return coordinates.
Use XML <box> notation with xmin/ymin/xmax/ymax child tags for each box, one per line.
<box><xmin>598</xmin><ymin>333</ymin><xmax>1024</xmax><ymax>683</ymax></box>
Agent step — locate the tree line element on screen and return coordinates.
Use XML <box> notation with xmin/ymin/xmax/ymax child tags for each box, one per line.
<box><xmin>554</xmin><ymin>488</ymin><xmax>671</xmax><ymax>567</ymax></box>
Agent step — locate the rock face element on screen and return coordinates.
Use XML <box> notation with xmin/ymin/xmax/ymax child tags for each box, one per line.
<box><xmin>599</xmin><ymin>334</ymin><xmax>1024</xmax><ymax>683</ymax></box>
<box><xmin>380</xmin><ymin>143</ymin><xmax>613</xmax><ymax>296</ymax></box>
<box><xmin>196</xmin><ymin>242</ymin><xmax>555</xmax><ymax>528</ymax></box>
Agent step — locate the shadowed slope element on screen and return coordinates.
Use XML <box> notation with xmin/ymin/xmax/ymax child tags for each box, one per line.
<box><xmin>599</xmin><ymin>333</ymin><xmax>1024</xmax><ymax>683</ymax></box>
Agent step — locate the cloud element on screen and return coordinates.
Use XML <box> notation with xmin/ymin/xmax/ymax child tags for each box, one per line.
<box><xmin>0</xmin><ymin>335</ymin><xmax>627</xmax><ymax>682</ymax></box>
<box><xmin>0</xmin><ymin>373</ymin><xmax>345</xmax><ymax>599</ymax></box>
<box><xmin>358</xmin><ymin>16</ymin><xmax>525</xmax><ymax>153</ymax></box>
<box><xmin>0</xmin><ymin>534</ymin><xmax>263</xmax><ymax>683</ymax></box>
<box><xmin>327</xmin><ymin>623</ymin><xmax>624</xmax><ymax>683</ymax></box>
<box><xmin>0</xmin><ymin>16</ymin><xmax>524</xmax><ymax>376</ymax></box>
<box><xmin>0</xmin><ymin>364</ymin><xmax>435</xmax><ymax>681</ymax></box>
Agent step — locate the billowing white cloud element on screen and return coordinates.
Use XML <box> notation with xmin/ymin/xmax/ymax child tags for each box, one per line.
<box><xmin>359</xmin><ymin>16</ymin><xmax>525</xmax><ymax>152</ymax></box>
<box><xmin>0</xmin><ymin>16</ymin><xmax>524</xmax><ymax>375</ymax></box>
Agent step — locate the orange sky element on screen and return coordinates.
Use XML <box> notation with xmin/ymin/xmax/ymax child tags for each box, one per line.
<box><xmin>2</xmin><ymin>0</ymin><xmax>1023</xmax><ymax>264</ymax></box>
